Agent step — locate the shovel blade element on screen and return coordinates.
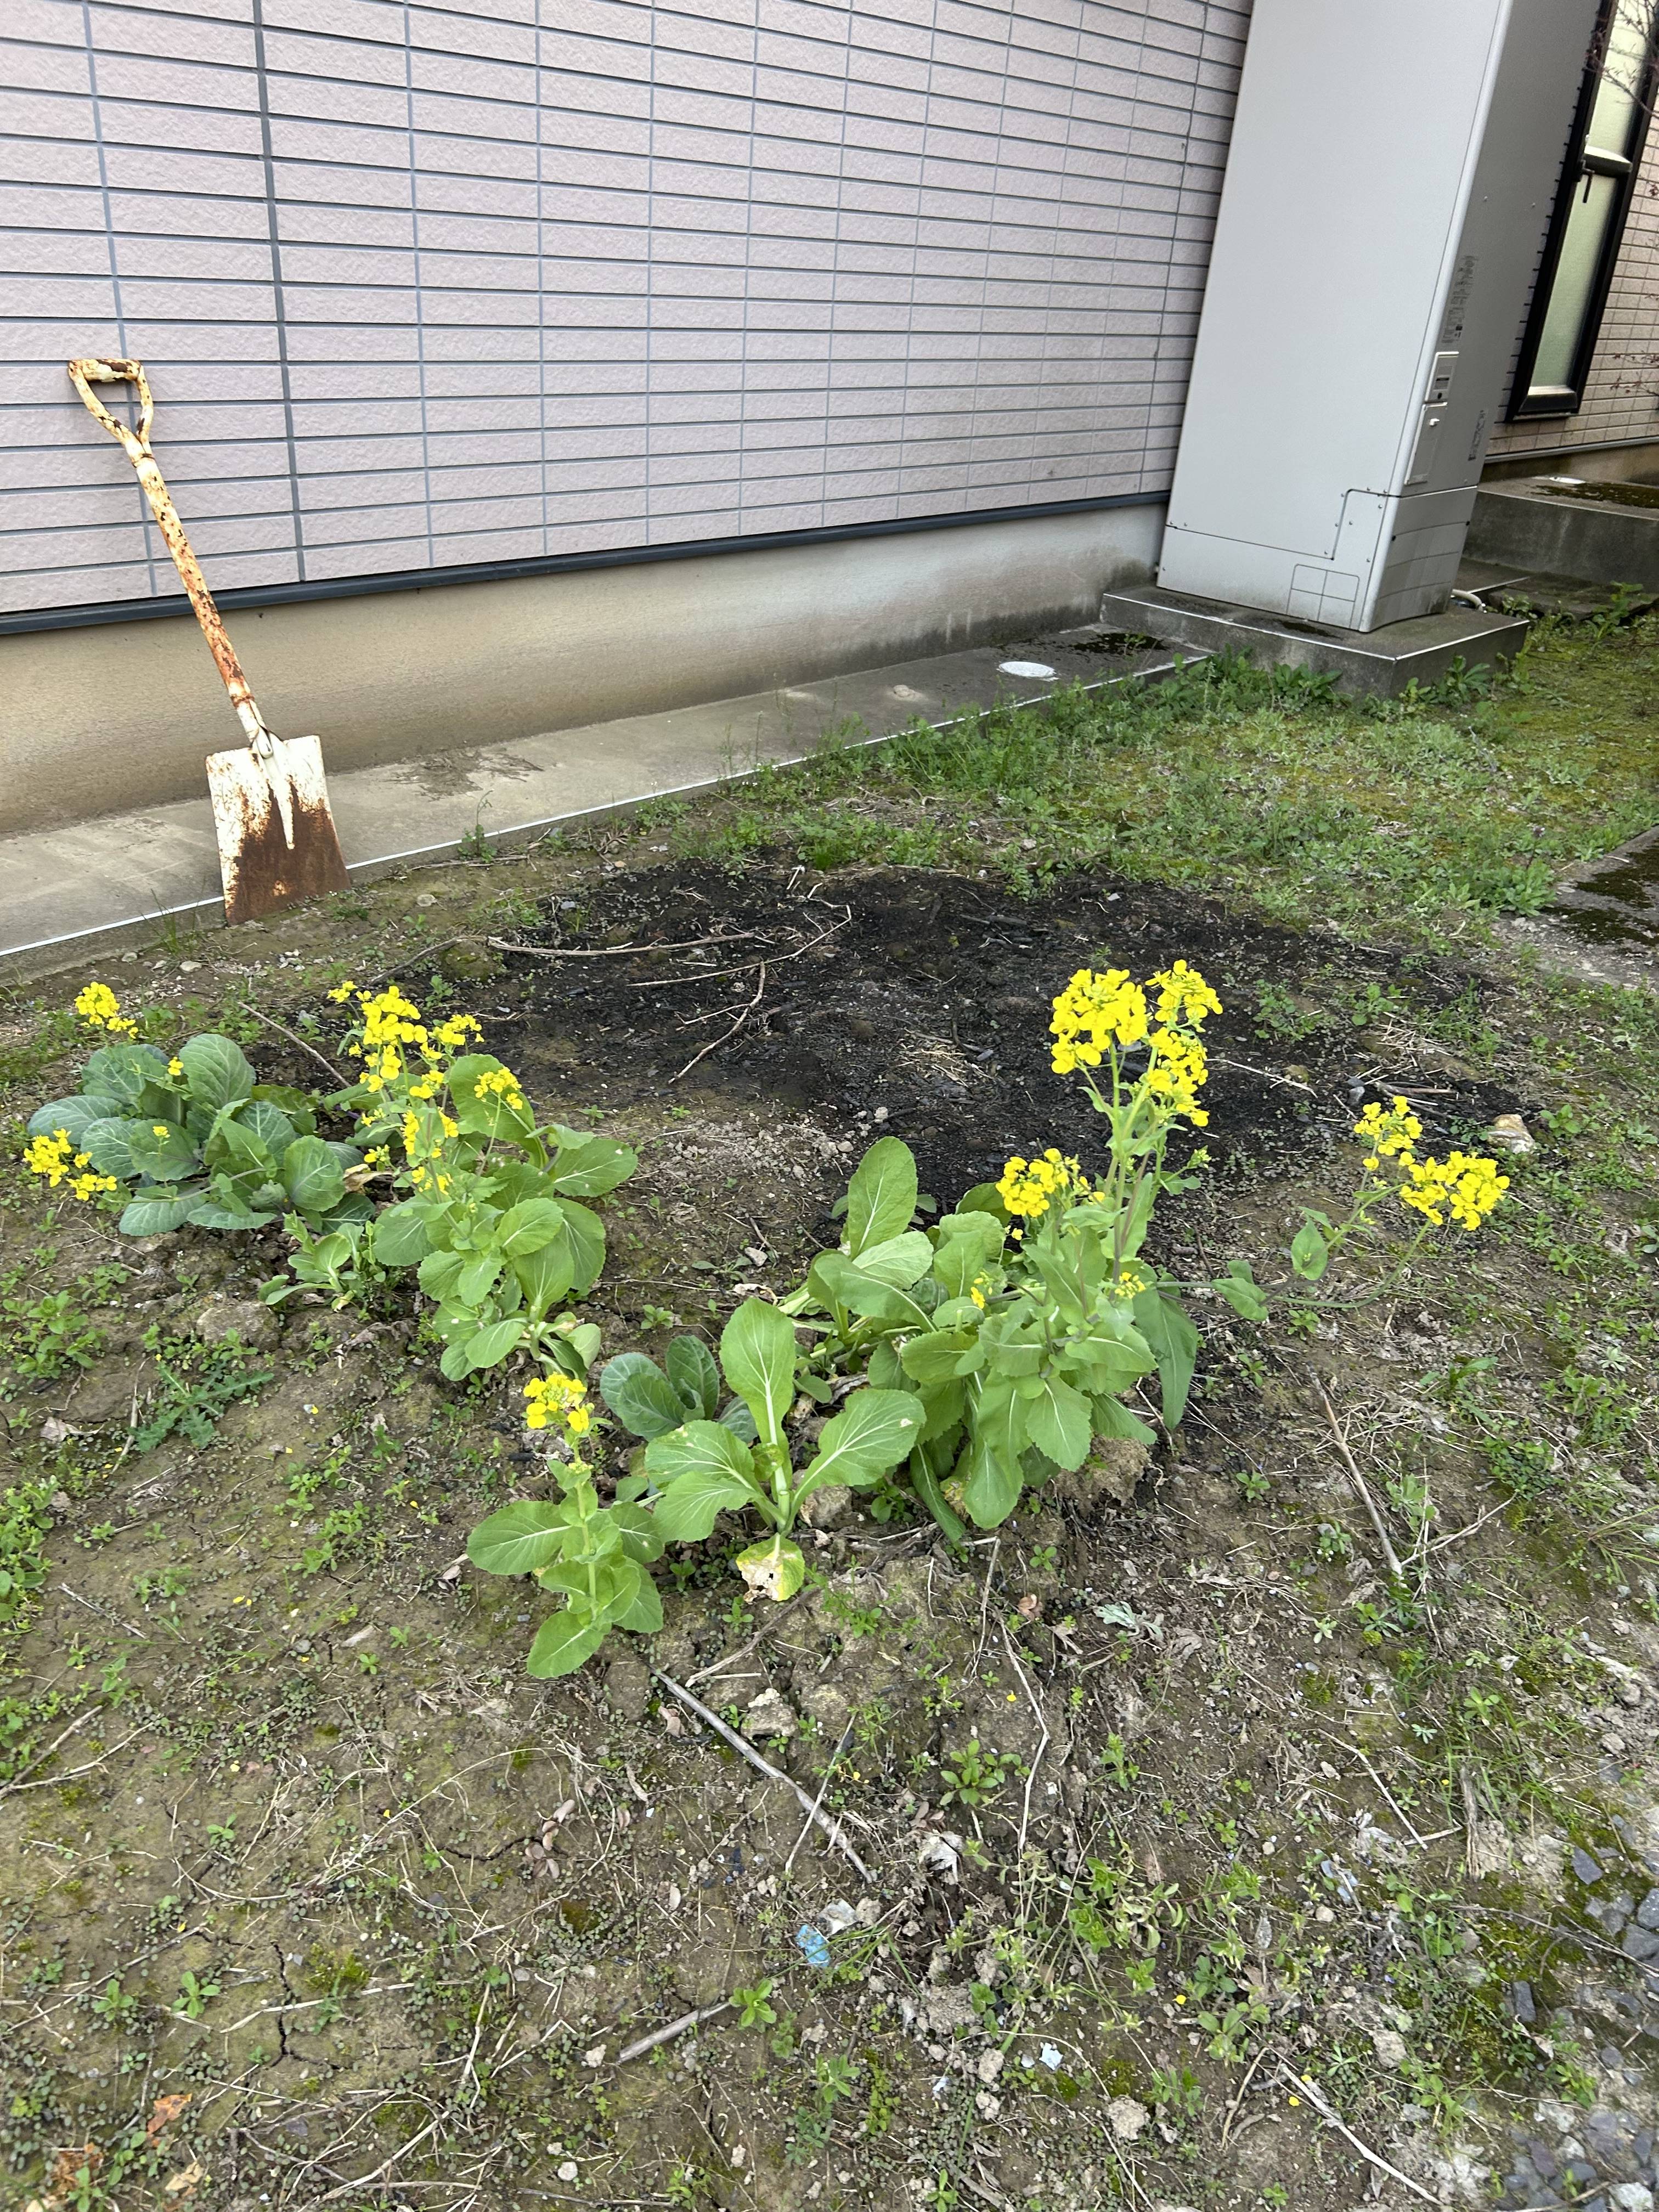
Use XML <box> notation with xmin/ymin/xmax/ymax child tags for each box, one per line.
<box><xmin>206</xmin><ymin>734</ymin><xmax>349</xmax><ymax>925</ymax></box>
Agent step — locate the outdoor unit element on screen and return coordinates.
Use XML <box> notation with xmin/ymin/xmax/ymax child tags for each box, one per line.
<box><xmin>1158</xmin><ymin>0</ymin><xmax>1601</xmax><ymax>634</ymax></box>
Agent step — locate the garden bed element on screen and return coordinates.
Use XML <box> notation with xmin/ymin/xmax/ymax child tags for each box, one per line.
<box><xmin>0</xmin><ymin>636</ymin><xmax>1657</xmax><ymax>2212</ymax></box>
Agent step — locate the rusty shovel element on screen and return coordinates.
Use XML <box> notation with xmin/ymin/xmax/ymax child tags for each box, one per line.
<box><xmin>68</xmin><ymin>357</ymin><xmax>349</xmax><ymax>924</ymax></box>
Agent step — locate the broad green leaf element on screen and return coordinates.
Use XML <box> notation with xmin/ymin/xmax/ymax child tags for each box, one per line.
<box><xmin>807</xmin><ymin>1251</ymin><xmax>931</xmax><ymax>1325</ymax></box>
<box><xmin>179</xmin><ymin>1032</ymin><xmax>256</xmax><ymax>1110</ymax></box>
<box><xmin>127</xmin><ymin>1122</ymin><xmax>200</xmax><ymax>1184</ymax></box>
<box><xmin>419</xmin><ymin>1248</ymin><xmax>466</xmax><ymax>1301</ymax></box>
<box><xmin>119</xmin><ymin>1192</ymin><xmax>199</xmax><ymax>1236</ymax></box>
<box><xmin>468</xmin><ymin>1499</ymin><xmax>573</xmax><ymax>1576</ymax></box>
<box><xmin>616</xmin><ymin>1571</ymin><xmax>663</xmax><ymax>1634</ymax></box>
<box><xmin>844</xmin><ymin>1136</ymin><xmax>918</xmax><ymax>1257</ymax></box>
<box><xmin>962</xmin><ymin>1438</ymin><xmax>1023</xmax><ymax>1529</ymax></box>
<box><xmin>665</xmin><ymin>1333</ymin><xmax>720</xmax><ymax>1418</ymax></box>
<box><xmin>735</xmin><ymin>1533</ymin><xmax>805</xmax><ymax>1602</ymax></box>
<box><xmin>562</xmin><ymin>1322</ymin><xmax>602</xmax><ymax>1372</ymax></box>
<box><xmin>26</xmin><ymin>1097</ymin><xmax>106</xmax><ymax>1146</ymax></box>
<box><xmin>495</xmin><ymin>1198</ymin><xmax>568</xmax><ymax>1258</ymax></box>
<box><xmin>81</xmin><ymin>1043</ymin><xmax>168</xmax><ymax>1107</ymax></box>
<box><xmin>525</xmin><ymin>1607</ymin><xmax>611</xmax><ymax>1679</ymax></box>
<box><xmin>238</xmin><ymin>1100</ymin><xmax>296</xmax><ymax>1153</ymax></box>
<box><xmin>370</xmin><ymin>1199</ymin><xmax>434</xmax><ymax>1269</ymax></box>
<box><xmin>651</xmin><ymin>1468</ymin><xmax>758</xmax><ymax>1543</ymax></box>
<box><xmin>1092</xmin><ymin>1393</ymin><xmax>1158</xmax><ymax>1447</ymax></box>
<box><xmin>511</xmin><ymin>1234</ymin><xmax>575</xmax><ymax>1319</ymax></box>
<box><xmin>1131</xmin><ymin>1284</ymin><xmax>1199</xmax><ymax>1427</ymax></box>
<box><xmin>439</xmin><ymin>1334</ymin><xmax>478</xmax><ymax>1381</ymax></box>
<box><xmin>462</xmin><ymin>1317</ymin><xmax>524</xmax><ymax>1370</ymax></box>
<box><xmin>1214</xmin><ymin>1262</ymin><xmax>1270</xmax><ymax>1322</ymax></box>
<box><xmin>798</xmin><ymin>1387</ymin><xmax>924</xmax><ymax>1496</ymax></box>
<box><xmin>1289</xmin><ymin>1220</ymin><xmax>1330</xmax><ymax>1282</ymax></box>
<box><xmin>900</xmin><ymin>1330</ymin><xmax>978</xmax><ymax>1387</ymax></box>
<box><xmin>607</xmin><ymin>1500</ymin><xmax>667</xmax><ymax>1564</ymax></box>
<box><xmin>955</xmin><ymin>1181</ymin><xmax>1009</xmax><ymax>1221</ymax></box>
<box><xmin>1024</xmin><ymin>1374</ymin><xmax>1092</xmax><ymax>1470</ymax></box>
<box><xmin>450</xmin><ymin>1056</ymin><xmax>539</xmax><ymax>1142</ymax></box>
<box><xmin>456</xmin><ymin>1252</ymin><xmax>503</xmax><ymax>1307</ymax></box>
<box><xmin>559</xmin><ymin>1199</ymin><xmax>606</xmax><ymax>1293</ymax></box>
<box><xmin>932</xmin><ymin>1219</ymin><xmax>1006</xmax><ymax>1298</ymax></box>
<box><xmin>282</xmin><ymin>1136</ymin><xmax>346</xmax><ymax>1216</ymax></box>
<box><xmin>719</xmin><ymin>1299</ymin><xmax>797</xmax><ymax>1449</ymax></box>
<box><xmin>546</xmin><ymin>1131</ymin><xmax>639</xmax><ymax>1197</ymax></box>
<box><xmin>187</xmin><ymin>1198</ymin><xmax>279</xmax><ymax>1231</ymax></box>
<box><xmin>600</xmin><ymin>1353</ymin><xmax>690</xmax><ymax>1440</ymax></box>
<box><xmin>78</xmin><ymin>1117</ymin><xmax>147</xmax><ymax>1180</ymax></box>
<box><xmin>854</xmin><ymin>1229</ymin><xmax>934</xmax><ymax>1287</ymax></box>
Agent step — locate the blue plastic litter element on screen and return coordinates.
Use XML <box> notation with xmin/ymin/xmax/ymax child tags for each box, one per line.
<box><xmin>795</xmin><ymin>1924</ymin><xmax>831</xmax><ymax>1970</ymax></box>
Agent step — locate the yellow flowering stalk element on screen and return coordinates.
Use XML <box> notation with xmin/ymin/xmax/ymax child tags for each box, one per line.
<box><xmin>24</xmin><ymin>1128</ymin><xmax>117</xmax><ymax>1203</ymax></box>
<box><xmin>326</xmin><ymin>978</ymin><xmax>634</xmax><ymax>1382</ymax></box>
<box><xmin>469</xmin><ymin>1368</ymin><xmax>663</xmax><ymax>1678</ymax></box>
<box><xmin>1290</xmin><ymin>1093</ymin><xmax>1510</xmax><ymax>1285</ymax></box>
<box><xmin>74</xmin><ymin>982</ymin><xmax>138</xmax><ymax>1036</ymax></box>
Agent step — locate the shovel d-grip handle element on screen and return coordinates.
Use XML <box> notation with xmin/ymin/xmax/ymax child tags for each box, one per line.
<box><xmin>68</xmin><ymin>357</ymin><xmax>275</xmax><ymax>757</ymax></box>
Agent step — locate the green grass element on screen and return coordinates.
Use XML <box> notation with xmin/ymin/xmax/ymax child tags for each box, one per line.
<box><xmin>669</xmin><ymin>619</ymin><xmax>1659</xmax><ymax>939</ymax></box>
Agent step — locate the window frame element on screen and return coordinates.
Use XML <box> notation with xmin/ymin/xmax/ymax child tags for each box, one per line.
<box><xmin>1506</xmin><ymin>0</ymin><xmax>1659</xmax><ymax>421</ymax></box>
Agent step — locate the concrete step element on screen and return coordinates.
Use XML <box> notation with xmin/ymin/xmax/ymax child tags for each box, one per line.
<box><xmin>0</xmin><ymin>626</ymin><xmax>1176</xmax><ymax>984</ymax></box>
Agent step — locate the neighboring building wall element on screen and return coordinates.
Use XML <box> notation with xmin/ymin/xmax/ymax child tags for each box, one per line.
<box><xmin>0</xmin><ymin>0</ymin><xmax>1249</xmax><ymax>627</ymax></box>
<box><xmin>1487</xmin><ymin>117</ymin><xmax>1659</xmax><ymax>460</ymax></box>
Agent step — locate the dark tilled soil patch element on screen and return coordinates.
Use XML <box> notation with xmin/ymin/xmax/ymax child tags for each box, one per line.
<box><xmin>476</xmin><ymin>857</ymin><xmax>1527</xmax><ymax>1223</ymax></box>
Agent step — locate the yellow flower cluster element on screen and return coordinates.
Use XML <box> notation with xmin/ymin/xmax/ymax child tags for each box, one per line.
<box><xmin>399</xmin><ymin>1107</ymin><xmax>456</xmax><ymax>1195</ymax></box>
<box><xmin>1048</xmin><ymin>961</ymin><xmax>1220</xmax><ymax>1137</ymax></box>
<box><xmin>1049</xmin><ymin>968</ymin><xmax>1148</xmax><ymax>1072</ymax></box>
<box><xmin>330</xmin><ymin>982</ymin><xmax>483</xmax><ymax>1096</ymax></box>
<box><xmin>1353</xmin><ymin>1096</ymin><xmax>1421</xmax><ymax>1169</ymax></box>
<box><xmin>74</xmin><ymin>982</ymin><xmax>137</xmax><ymax>1036</ymax></box>
<box><xmin>24</xmin><ymin>1128</ymin><xmax>117</xmax><ymax>1203</ymax></box>
<box><xmin>1399</xmin><ymin>1152</ymin><xmax>1509</xmax><ymax>1231</ymax></box>
<box><xmin>1351</xmin><ymin>1096</ymin><xmax>1507</xmax><ymax>1231</ymax></box>
<box><xmin>1150</xmin><ymin>960</ymin><xmax>1222</xmax><ymax>1028</ymax></box>
<box><xmin>1107</xmin><ymin>1262</ymin><xmax>1149</xmax><ymax>1301</ymax></box>
<box><xmin>1144</xmin><ymin>1026</ymin><xmax>1210</xmax><ymax>1127</ymax></box>
<box><xmin>524</xmin><ymin>1372</ymin><xmax>591</xmax><ymax>1435</ymax></box>
<box><xmin>473</xmin><ymin>1066</ymin><xmax>526</xmax><ymax>1112</ymax></box>
<box><xmin>996</xmin><ymin>1147</ymin><xmax>1093</xmax><ymax>1219</ymax></box>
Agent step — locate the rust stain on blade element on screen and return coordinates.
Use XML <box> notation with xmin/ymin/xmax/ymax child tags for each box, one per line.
<box><xmin>207</xmin><ymin>735</ymin><xmax>349</xmax><ymax>926</ymax></box>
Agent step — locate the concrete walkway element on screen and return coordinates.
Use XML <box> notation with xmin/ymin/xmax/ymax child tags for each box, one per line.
<box><xmin>0</xmin><ymin>626</ymin><xmax>1175</xmax><ymax>984</ymax></box>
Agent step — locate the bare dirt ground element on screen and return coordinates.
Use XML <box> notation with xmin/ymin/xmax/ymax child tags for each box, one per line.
<box><xmin>1</xmin><ymin>819</ymin><xmax>1656</xmax><ymax>2212</ymax></box>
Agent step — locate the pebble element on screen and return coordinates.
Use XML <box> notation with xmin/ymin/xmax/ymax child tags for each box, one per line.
<box><xmin>1573</xmin><ymin>1846</ymin><xmax>1605</xmax><ymax>1884</ymax></box>
<box><xmin>1107</xmin><ymin>2096</ymin><xmax>1149</xmax><ymax>2142</ymax></box>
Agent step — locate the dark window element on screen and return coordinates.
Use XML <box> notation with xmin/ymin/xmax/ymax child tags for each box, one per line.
<box><xmin>1508</xmin><ymin>0</ymin><xmax>1659</xmax><ymax>420</ymax></box>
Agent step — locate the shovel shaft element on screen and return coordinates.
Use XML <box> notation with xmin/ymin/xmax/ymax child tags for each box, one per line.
<box><xmin>67</xmin><ymin>357</ymin><xmax>269</xmax><ymax>747</ymax></box>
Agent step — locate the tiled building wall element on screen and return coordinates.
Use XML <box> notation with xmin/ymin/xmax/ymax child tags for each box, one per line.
<box><xmin>0</xmin><ymin>0</ymin><xmax>1249</xmax><ymax>624</ymax></box>
<box><xmin>1487</xmin><ymin>117</ymin><xmax>1659</xmax><ymax>460</ymax></box>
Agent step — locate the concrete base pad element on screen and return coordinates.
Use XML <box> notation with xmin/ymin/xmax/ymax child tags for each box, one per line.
<box><xmin>0</xmin><ymin>627</ymin><xmax>1173</xmax><ymax>983</ymax></box>
<box><xmin>1098</xmin><ymin>582</ymin><xmax>1530</xmax><ymax>693</ymax></box>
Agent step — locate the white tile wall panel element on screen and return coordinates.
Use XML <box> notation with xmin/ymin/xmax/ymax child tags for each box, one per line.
<box><xmin>1</xmin><ymin>0</ymin><xmax>1249</xmax><ymax>621</ymax></box>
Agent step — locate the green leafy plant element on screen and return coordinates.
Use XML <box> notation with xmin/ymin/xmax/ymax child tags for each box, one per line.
<box><xmin>466</xmin><ymin>1374</ymin><xmax>664</xmax><ymax>1676</ymax></box>
<box><xmin>938</xmin><ymin>1737</ymin><xmax>1020</xmax><ymax>1807</ymax></box>
<box><xmin>26</xmin><ymin>992</ymin><xmax>368</xmax><ymax>1238</ymax></box>
<box><xmin>323</xmin><ymin>982</ymin><xmax>636</xmax><ymax>1379</ymax></box>
<box><xmin>174</xmin><ymin>1968</ymin><xmax>221</xmax><ymax>2020</ymax></box>
<box><xmin>732</xmin><ymin>1978</ymin><xmax>778</xmax><ymax>2029</ymax></box>
<box><xmin>637</xmin><ymin>1298</ymin><xmax>923</xmax><ymax>1601</ymax></box>
<box><xmin>132</xmin><ymin>1330</ymin><xmax>272</xmax><ymax>1452</ymax></box>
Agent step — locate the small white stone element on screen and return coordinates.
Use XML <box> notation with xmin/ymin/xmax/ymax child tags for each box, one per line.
<box><xmin>1107</xmin><ymin>2095</ymin><xmax>1149</xmax><ymax>2142</ymax></box>
<box><xmin>556</xmin><ymin>2159</ymin><xmax>579</xmax><ymax>2182</ymax></box>
<box><xmin>975</xmin><ymin>2048</ymin><xmax>1005</xmax><ymax>2086</ymax></box>
<box><xmin>1611</xmin><ymin>2187</ymin><xmax>1654</xmax><ymax>2212</ymax></box>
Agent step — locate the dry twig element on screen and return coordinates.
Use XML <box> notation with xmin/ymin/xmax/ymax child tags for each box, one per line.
<box><xmin>246</xmin><ymin>1003</ymin><xmax>349</xmax><ymax>1087</ymax></box>
<box><xmin>1276</xmin><ymin>2062</ymin><xmax>1440</xmax><ymax>2203</ymax></box>
<box><xmin>654</xmin><ymin>1672</ymin><xmax>874</xmax><ymax>1882</ymax></box>
<box><xmin>670</xmin><ymin>961</ymin><xmax>766</xmax><ymax>1085</ymax></box>
<box><xmin>1317</xmin><ymin>1389</ymin><xmax>1406</xmax><ymax>1581</ymax></box>
<box><xmin>616</xmin><ymin>1999</ymin><xmax>733</xmax><ymax>2064</ymax></box>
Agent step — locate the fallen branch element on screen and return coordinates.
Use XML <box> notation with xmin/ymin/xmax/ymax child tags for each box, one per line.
<box><xmin>246</xmin><ymin>1004</ymin><xmax>349</xmax><ymax>1087</ymax></box>
<box><xmin>1317</xmin><ymin>1389</ymin><xmax>1406</xmax><ymax>1581</ymax></box>
<box><xmin>616</xmin><ymin>1999</ymin><xmax>732</xmax><ymax>2065</ymax></box>
<box><xmin>669</xmin><ymin>961</ymin><xmax>766</xmax><ymax>1085</ymax></box>
<box><xmin>654</xmin><ymin>1672</ymin><xmax>874</xmax><ymax>1882</ymax></box>
<box><xmin>1276</xmin><ymin>2063</ymin><xmax>1440</xmax><ymax>2203</ymax></box>
<box><xmin>1001</xmin><ymin>1626</ymin><xmax>1051</xmax><ymax>1857</ymax></box>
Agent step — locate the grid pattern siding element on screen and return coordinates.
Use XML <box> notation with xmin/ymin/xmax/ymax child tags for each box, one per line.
<box><xmin>1487</xmin><ymin>122</ymin><xmax>1659</xmax><ymax>459</ymax></box>
<box><xmin>0</xmin><ymin>0</ymin><xmax>1249</xmax><ymax>621</ymax></box>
